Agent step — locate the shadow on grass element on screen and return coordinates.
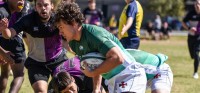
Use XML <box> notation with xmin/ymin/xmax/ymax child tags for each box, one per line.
<box><xmin>173</xmin><ymin>74</ymin><xmax>192</xmax><ymax>78</ymax></box>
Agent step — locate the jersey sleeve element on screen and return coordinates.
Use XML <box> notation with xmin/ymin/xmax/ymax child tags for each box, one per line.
<box><xmin>0</xmin><ymin>7</ymin><xmax>9</xmax><ymax>19</ymax></box>
<box><xmin>126</xmin><ymin>4</ymin><xmax>136</xmax><ymax>19</ymax></box>
<box><xmin>87</xmin><ymin>27</ymin><xmax>115</xmax><ymax>56</ymax></box>
<box><xmin>183</xmin><ymin>11</ymin><xmax>192</xmax><ymax>23</ymax></box>
<box><xmin>12</xmin><ymin>15</ymin><xmax>29</xmax><ymax>34</ymax></box>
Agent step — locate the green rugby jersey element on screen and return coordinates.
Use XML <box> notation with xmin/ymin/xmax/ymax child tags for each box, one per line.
<box><xmin>127</xmin><ymin>49</ymin><xmax>168</xmax><ymax>80</ymax></box>
<box><xmin>69</xmin><ymin>24</ymin><xmax>135</xmax><ymax>79</ymax></box>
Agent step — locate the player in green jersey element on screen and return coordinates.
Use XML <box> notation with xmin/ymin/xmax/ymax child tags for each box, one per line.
<box><xmin>54</xmin><ymin>2</ymin><xmax>147</xmax><ymax>93</ymax></box>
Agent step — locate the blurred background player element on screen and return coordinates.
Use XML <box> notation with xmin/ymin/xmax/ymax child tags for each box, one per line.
<box><xmin>0</xmin><ymin>0</ymin><xmax>4</xmax><ymax>4</ymax></box>
<box><xmin>0</xmin><ymin>0</ymin><xmax>70</xmax><ymax>92</ymax></box>
<box><xmin>108</xmin><ymin>14</ymin><xmax>118</xmax><ymax>37</ymax></box>
<box><xmin>83</xmin><ymin>0</ymin><xmax>103</xmax><ymax>26</ymax></box>
<box><xmin>182</xmin><ymin>0</ymin><xmax>200</xmax><ymax>79</ymax></box>
<box><xmin>118</xmin><ymin>0</ymin><xmax>143</xmax><ymax>49</ymax></box>
<box><xmin>0</xmin><ymin>0</ymin><xmax>31</xmax><ymax>93</ymax></box>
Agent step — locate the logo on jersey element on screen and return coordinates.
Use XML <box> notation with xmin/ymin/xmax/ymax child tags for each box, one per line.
<box><xmin>79</xmin><ymin>45</ymin><xmax>83</xmax><ymax>50</ymax></box>
<box><xmin>33</xmin><ymin>27</ymin><xmax>39</xmax><ymax>31</ymax></box>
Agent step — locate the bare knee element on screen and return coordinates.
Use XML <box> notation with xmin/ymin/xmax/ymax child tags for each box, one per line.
<box><xmin>32</xmin><ymin>80</ymin><xmax>48</xmax><ymax>93</ymax></box>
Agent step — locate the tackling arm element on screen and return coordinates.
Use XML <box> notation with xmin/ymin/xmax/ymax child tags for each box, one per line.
<box><xmin>182</xmin><ymin>22</ymin><xmax>190</xmax><ymax>31</ymax></box>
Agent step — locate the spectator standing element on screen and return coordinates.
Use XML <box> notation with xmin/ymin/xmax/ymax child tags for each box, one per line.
<box><xmin>154</xmin><ymin>14</ymin><xmax>162</xmax><ymax>32</ymax></box>
<box><xmin>154</xmin><ymin>14</ymin><xmax>162</xmax><ymax>40</ymax></box>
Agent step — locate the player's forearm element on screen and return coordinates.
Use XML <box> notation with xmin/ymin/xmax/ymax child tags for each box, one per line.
<box><xmin>182</xmin><ymin>22</ymin><xmax>190</xmax><ymax>30</ymax></box>
<box><xmin>0</xmin><ymin>46</ymin><xmax>8</xmax><ymax>60</ymax></box>
<box><xmin>2</xmin><ymin>28</ymin><xmax>13</xmax><ymax>39</ymax></box>
<box><xmin>93</xmin><ymin>47</ymin><xmax>124</xmax><ymax>75</ymax></box>
<box><xmin>123</xmin><ymin>17</ymin><xmax>133</xmax><ymax>31</ymax></box>
<box><xmin>92</xmin><ymin>75</ymin><xmax>102</xmax><ymax>93</ymax></box>
<box><xmin>0</xmin><ymin>46</ymin><xmax>6</xmax><ymax>53</ymax></box>
<box><xmin>93</xmin><ymin>57</ymin><xmax>122</xmax><ymax>75</ymax></box>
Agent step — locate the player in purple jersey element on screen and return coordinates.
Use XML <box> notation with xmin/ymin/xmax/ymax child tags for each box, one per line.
<box><xmin>0</xmin><ymin>0</ymin><xmax>3</xmax><ymax>4</ymax></box>
<box><xmin>53</xmin><ymin>56</ymin><xmax>83</xmax><ymax>79</ymax></box>
<box><xmin>51</xmin><ymin>72</ymin><xmax>79</xmax><ymax>93</ymax></box>
<box><xmin>0</xmin><ymin>0</ymin><xmax>67</xmax><ymax>92</ymax></box>
<box><xmin>83</xmin><ymin>0</ymin><xmax>103</xmax><ymax>26</ymax></box>
<box><xmin>49</xmin><ymin>56</ymin><xmax>106</xmax><ymax>93</ymax></box>
<box><xmin>49</xmin><ymin>56</ymin><xmax>83</xmax><ymax>93</ymax></box>
<box><xmin>0</xmin><ymin>0</ymin><xmax>95</xmax><ymax>92</ymax></box>
<box><xmin>0</xmin><ymin>0</ymin><xmax>31</xmax><ymax>93</ymax></box>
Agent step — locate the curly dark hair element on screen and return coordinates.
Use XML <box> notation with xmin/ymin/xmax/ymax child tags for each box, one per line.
<box><xmin>54</xmin><ymin>2</ymin><xmax>85</xmax><ymax>25</ymax></box>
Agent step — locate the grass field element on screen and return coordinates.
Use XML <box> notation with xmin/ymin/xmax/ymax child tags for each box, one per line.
<box><xmin>5</xmin><ymin>36</ymin><xmax>200</xmax><ymax>93</ymax></box>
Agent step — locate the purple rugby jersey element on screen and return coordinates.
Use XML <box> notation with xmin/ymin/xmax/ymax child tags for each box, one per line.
<box><xmin>26</xmin><ymin>33</ymin><xmax>63</xmax><ymax>62</ymax></box>
<box><xmin>53</xmin><ymin>56</ymin><xmax>83</xmax><ymax>78</ymax></box>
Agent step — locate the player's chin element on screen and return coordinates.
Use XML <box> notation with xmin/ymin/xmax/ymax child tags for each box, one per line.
<box><xmin>40</xmin><ymin>15</ymin><xmax>50</xmax><ymax>20</ymax></box>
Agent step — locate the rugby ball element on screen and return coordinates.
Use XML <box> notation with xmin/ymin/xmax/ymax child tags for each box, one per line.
<box><xmin>80</xmin><ymin>52</ymin><xmax>105</xmax><ymax>71</ymax></box>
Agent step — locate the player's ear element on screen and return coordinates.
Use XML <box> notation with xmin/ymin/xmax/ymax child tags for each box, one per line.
<box><xmin>51</xmin><ymin>3</ymin><xmax>54</xmax><ymax>10</ymax></box>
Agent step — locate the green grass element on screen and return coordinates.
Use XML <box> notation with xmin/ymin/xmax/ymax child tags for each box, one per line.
<box><xmin>141</xmin><ymin>36</ymin><xmax>200</xmax><ymax>93</ymax></box>
<box><xmin>5</xmin><ymin>36</ymin><xmax>200</xmax><ymax>93</ymax></box>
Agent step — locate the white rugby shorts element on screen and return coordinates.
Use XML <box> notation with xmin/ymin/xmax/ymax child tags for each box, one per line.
<box><xmin>105</xmin><ymin>62</ymin><xmax>147</xmax><ymax>93</ymax></box>
<box><xmin>147</xmin><ymin>63</ymin><xmax>173</xmax><ymax>92</ymax></box>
